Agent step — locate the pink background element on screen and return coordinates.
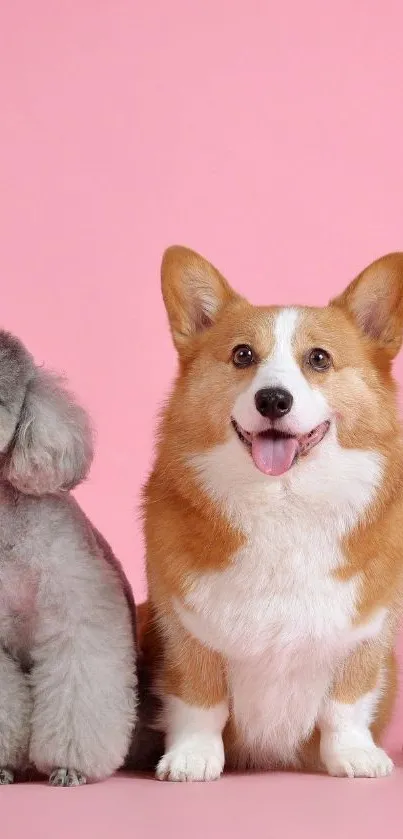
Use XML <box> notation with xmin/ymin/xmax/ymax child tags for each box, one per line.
<box><xmin>1</xmin><ymin>1</ymin><xmax>402</xmax><ymax>836</ymax></box>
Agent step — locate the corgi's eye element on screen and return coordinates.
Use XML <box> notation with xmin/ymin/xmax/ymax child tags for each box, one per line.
<box><xmin>232</xmin><ymin>345</ymin><xmax>255</xmax><ymax>368</ymax></box>
<box><xmin>308</xmin><ymin>348</ymin><xmax>332</xmax><ymax>371</ymax></box>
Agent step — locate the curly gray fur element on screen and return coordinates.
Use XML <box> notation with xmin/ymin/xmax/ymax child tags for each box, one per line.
<box><xmin>0</xmin><ymin>331</ymin><xmax>137</xmax><ymax>783</ymax></box>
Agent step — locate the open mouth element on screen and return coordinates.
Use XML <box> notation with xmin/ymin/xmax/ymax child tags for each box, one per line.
<box><xmin>231</xmin><ymin>419</ymin><xmax>331</xmax><ymax>476</ymax></box>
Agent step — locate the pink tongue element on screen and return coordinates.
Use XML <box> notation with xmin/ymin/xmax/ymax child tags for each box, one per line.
<box><xmin>251</xmin><ymin>435</ymin><xmax>299</xmax><ymax>476</ymax></box>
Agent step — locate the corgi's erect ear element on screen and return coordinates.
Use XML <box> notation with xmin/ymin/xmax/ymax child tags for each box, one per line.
<box><xmin>161</xmin><ymin>246</ymin><xmax>238</xmax><ymax>355</ymax></box>
<box><xmin>331</xmin><ymin>252</ymin><xmax>403</xmax><ymax>360</ymax></box>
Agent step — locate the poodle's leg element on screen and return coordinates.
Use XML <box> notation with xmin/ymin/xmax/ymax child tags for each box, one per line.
<box><xmin>0</xmin><ymin>648</ymin><xmax>32</xmax><ymax>782</ymax></box>
<box><xmin>29</xmin><ymin>582</ymin><xmax>137</xmax><ymax>785</ymax></box>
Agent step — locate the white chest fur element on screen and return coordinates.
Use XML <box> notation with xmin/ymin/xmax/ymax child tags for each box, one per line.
<box><xmin>178</xmin><ymin>527</ymin><xmax>359</xmax><ymax>660</ymax></box>
<box><xmin>175</xmin><ymin>432</ymin><xmax>385</xmax><ymax>766</ymax></box>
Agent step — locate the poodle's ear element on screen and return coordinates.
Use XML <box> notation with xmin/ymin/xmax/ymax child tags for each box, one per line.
<box><xmin>4</xmin><ymin>368</ymin><xmax>94</xmax><ymax>495</ymax></box>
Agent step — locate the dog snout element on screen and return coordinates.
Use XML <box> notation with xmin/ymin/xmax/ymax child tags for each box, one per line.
<box><xmin>254</xmin><ymin>387</ymin><xmax>293</xmax><ymax>420</ymax></box>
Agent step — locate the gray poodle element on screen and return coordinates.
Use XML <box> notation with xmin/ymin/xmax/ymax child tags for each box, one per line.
<box><xmin>0</xmin><ymin>331</ymin><xmax>137</xmax><ymax>786</ymax></box>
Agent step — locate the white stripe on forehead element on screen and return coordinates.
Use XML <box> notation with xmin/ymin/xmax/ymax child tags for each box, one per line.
<box><xmin>271</xmin><ymin>308</ymin><xmax>299</xmax><ymax>370</ymax></box>
<box><xmin>254</xmin><ymin>307</ymin><xmax>302</xmax><ymax>391</ymax></box>
<box><xmin>232</xmin><ymin>307</ymin><xmax>329</xmax><ymax>435</ymax></box>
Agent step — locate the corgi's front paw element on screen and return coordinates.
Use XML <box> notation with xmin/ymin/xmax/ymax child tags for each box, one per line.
<box><xmin>156</xmin><ymin>750</ymin><xmax>223</xmax><ymax>782</ymax></box>
<box><xmin>156</xmin><ymin>736</ymin><xmax>224</xmax><ymax>782</ymax></box>
<box><xmin>322</xmin><ymin>745</ymin><xmax>393</xmax><ymax>778</ymax></box>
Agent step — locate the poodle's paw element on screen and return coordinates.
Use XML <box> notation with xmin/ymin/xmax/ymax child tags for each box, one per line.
<box><xmin>0</xmin><ymin>768</ymin><xmax>14</xmax><ymax>785</ymax></box>
<box><xmin>49</xmin><ymin>768</ymin><xmax>87</xmax><ymax>787</ymax></box>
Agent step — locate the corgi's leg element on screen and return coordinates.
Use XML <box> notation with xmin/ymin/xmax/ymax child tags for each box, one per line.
<box><xmin>156</xmin><ymin>627</ymin><xmax>228</xmax><ymax>782</ymax></box>
<box><xmin>0</xmin><ymin>648</ymin><xmax>31</xmax><ymax>780</ymax></box>
<box><xmin>318</xmin><ymin>643</ymin><xmax>394</xmax><ymax>778</ymax></box>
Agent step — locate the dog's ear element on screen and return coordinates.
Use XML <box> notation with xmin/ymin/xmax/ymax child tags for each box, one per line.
<box><xmin>4</xmin><ymin>368</ymin><xmax>94</xmax><ymax>495</ymax></box>
<box><xmin>161</xmin><ymin>246</ymin><xmax>239</xmax><ymax>356</ymax></box>
<box><xmin>0</xmin><ymin>331</ymin><xmax>34</xmax><ymax>453</ymax></box>
<box><xmin>330</xmin><ymin>253</ymin><xmax>403</xmax><ymax>360</ymax></box>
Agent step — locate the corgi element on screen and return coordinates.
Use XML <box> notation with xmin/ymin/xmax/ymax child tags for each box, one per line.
<box><xmin>142</xmin><ymin>246</ymin><xmax>403</xmax><ymax>781</ymax></box>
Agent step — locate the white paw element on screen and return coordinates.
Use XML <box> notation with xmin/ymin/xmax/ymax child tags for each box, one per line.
<box><xmin>156</xmin><ymin>748</ymin><xmax>224</xmax><ymax>782</ymax></box>
<box><xmin>323</xmin><ymin>746</ymin><xmax>394</xmax><ymax>779</ymax></box>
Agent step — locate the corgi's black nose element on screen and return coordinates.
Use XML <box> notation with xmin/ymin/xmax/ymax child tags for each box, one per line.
<box><xmin>255</xmin><ymin>388</ymin><xmax>293</xmax><ymax>419</ymax></box>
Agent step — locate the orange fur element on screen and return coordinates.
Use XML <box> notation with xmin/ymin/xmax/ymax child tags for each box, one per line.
<box><xmin>142</xmin><ymin>247</ymin><xmax>403</xmax><ymax>779</ymax></box>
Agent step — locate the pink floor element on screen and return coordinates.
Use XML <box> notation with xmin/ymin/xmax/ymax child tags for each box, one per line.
<box><xmin>2</xmin><ymin>761</ymin><xmax>402</xmax><ymax>839</ymax></box>
<box><xmin>3</xmin><ymin>707</ymin><xmax>402</xmax><ymax>839</ymax></box>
